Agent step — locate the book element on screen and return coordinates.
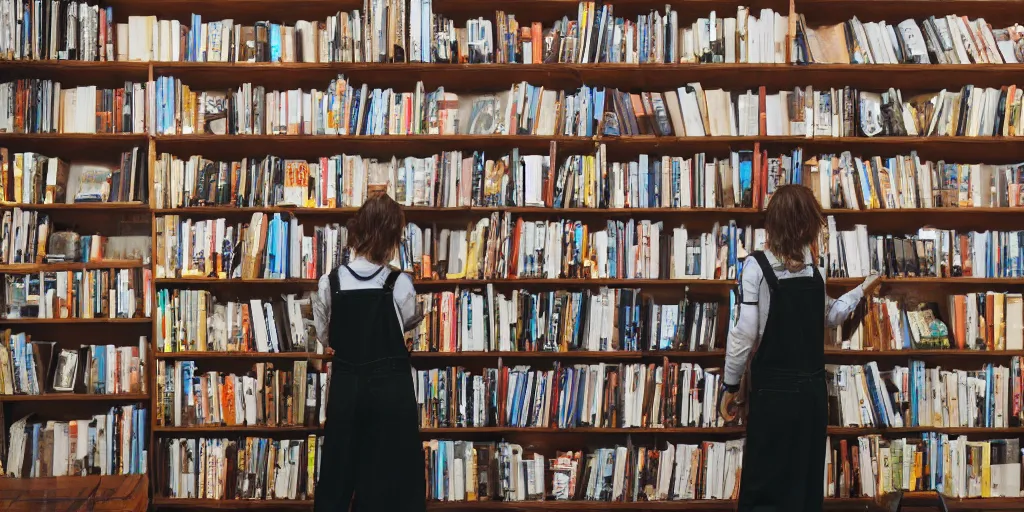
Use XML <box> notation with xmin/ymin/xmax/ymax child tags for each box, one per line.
<box><xmin>0</xmin><ymin>269</ymin><xmax>151</xmax><ymax>319</ymax></box>
<box><xmin>826</xmin><ymin>435</ymin><xmax>1021</xmax><ymax>499</ymax></box>
<box><xmin>154</xmin><ymin>360</ymin><xmax>328</xmax><ymax>428</ymax></box>
<box><xmin>796</xmin><ymin>15</ymin><xmax>1021</xmax><ymax>65</ymax></box>
<box><xmin>0</xmin><ymin>80</ymin><xmax>147</xmax><ymax>134</ymax></box>
<box><xmin>827</xmin><ymin>360</ymin><xmax>1011</xmax><ymax>429</ymax></box>
<box><xmin>422</xmin><ymin>438</ymin><xmax>743</xmax><ymax>501</ymax></box>
<box><xmin>156</xmin><ymin>435</ymin><xmax>322</xmax><ymax>500</ymax></box>
<box><xmin>409</xmin><ymin>288</ymin><xmax>719</xmax><ymax>353</ymax></box>
<box><xmin>415</xmin><ymin>361</ymin><xmax>731</xmax><ymax>429</ymax></box>
<box><xmin>4</xmin><ymin>405</ymin><xmax>148</xmax><ymax>477</ymax></box>
<box><xmin>156</xmin><ymin>289</ymin><xmax>320</xmax><ymax>353</ymax></box>
<box><xmin>0</xmin><ymin>333</ymin><xmax>147</xmax><ymax>395</ymax></box>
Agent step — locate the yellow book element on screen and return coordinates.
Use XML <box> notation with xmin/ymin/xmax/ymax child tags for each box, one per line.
<box><xmin>982</xmin><ymin>441</ymin><xmax>992</xmax><ymax>497</ymax></box>
<box><xmin>466</xmin><ymin>445</ymin><xmax>478</xmax><ymax>501</ymax></box>
<box><xmin>307</xmin><ymin>435</ymin><xmax>317</xmax><ymax>497</ymax></box>
<box><xmin>13</xmin><ymin>153</ymin><xmax>23</xmax><ymax>204</ymax></box>
<box><xmin>198</xmin><ymin>294</ymin><xmax>208</xmax><ymax>351</ymax></box>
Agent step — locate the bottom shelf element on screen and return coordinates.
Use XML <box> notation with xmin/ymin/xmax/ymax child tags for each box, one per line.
<box><xmin>150</xmin><ymin>496</ymin><xmax>1024</xmax><ymax>510</ymax></box>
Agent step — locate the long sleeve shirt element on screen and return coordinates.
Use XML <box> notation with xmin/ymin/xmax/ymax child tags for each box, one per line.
<box><xmin>723</xmin><ymin>248</ymin><xmax>865</xmax><ymax>386</ymax></box>
<box><xmin>311</xmin><ymin>257</ymin><xmax>418</xmax><ymax>348</ymax></box>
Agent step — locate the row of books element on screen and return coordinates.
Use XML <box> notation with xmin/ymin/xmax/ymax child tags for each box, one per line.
<box><xmin>409</xmin><ymin>288</ymin><xmax>720</xmax><ymax>353</ymax></box>
<box><xmin>425</xmin><ymin>439</ymin><xmax>743</xmax><ymax>501</ymax></box>
<box><xmin>132</xmin><ymin>78</ymin><xmax>1024</xmax><ymax>139</ymax></box>
<box><xmin>401</xmin><ymin>217</ymin><xmax>750</xmax><ymax>281</ymax></box>
<box><xmin>2</xmin><ymin>1</ymin><xmax>788</xmax><ymax>65</ymax></box>
<box><xmin>155</xmin><ymin>360</ymin><xmax>328</xmax><ymax>428</ymax></box>
<box><xmin>152</xmin><ymin>147</ymin><xmax>767</xmax><ymax>211</ymax></box>
<box><xmin>152</xmin><ymin>150</ymin><xmax>553</xmax><ymax>210</ymax></box>
<box><xmin>12</xmin><ymin>74</ymin><xmax>1024</xmax><ymax>141</ymax></box>
<box><xmin>151</xmin><ymin>435</ymin><xmax>1024</xmax><ymax>501</ymax></box>
<box><xmin>5</xmin><ymin>406</ymin><xmax>148</xmax><ymax>478</ymax></box>
<box><xmin>0</xmin><ymin>332</ymin><xmax>147</xmax><ymax>396</ymax></box>
<box><xmin>827</xmin><ymin>435</ymin><xmax>1021</xmax><ymax>498</ymax></box>
<box><xmin>2</xmin><ymin>208</ymin><xmax>152</xmax><ymax>264</ymax></box>
<box><xmin>1</xmin><ymin>1</ymin><xmax>111</xmax><ymax>61</ymax></box>
<box><xmin>415</xmin><ymin>362</ymin><xmax>729</xmax><ymax>429</ymax></box>
<box><xmin>828</xmin><ymin>360</ymin><xmax>1016</xmax><ymax>429</ymax></box>
<box><xmin>824</xmin><ymin>221</ymin><xmax>1024</xmax><ymax>279</ymax></box>
<box><xmin>153</xmin><ymin>148</ymin><xmax>1024</xmax><ymax>212</ymax></box>
<box><xmin>797</xmin><ymin>15</ymin><xmax>1024</xmax><ymax>65</ymax></box>
<box><xmin>806</xmin><ymin>152</ymin><xmax>1024</xmax><ymax>210</ymax></box>
<box><xmin>157</xmin><ymin>436</ymin><xmax>320</xmax><ymax>500</ymax></box>
<box><xmin>0</xmin><ymin>148</ymin><xmax>150</xmax><ymax>205</ymax></box>
<box><xmin>155</xmin><ymin>212</ymin><xmax>749</xmax><ymax>282</ymax></box>
<box><xmin>1</xmin><ymin>269</ymin><xmax>152</xmax><ymax>319</ymax></box>
<box><xmin>155</xmin><ymin>290</ymin><xmax>319</xmax><ymax>354</ymax></box>
<box><xmin>0</xmin><ymin>80</ymin><xmax>147</xmax><ymax>134</ymax></box>
<box><xmin>838</xmin><ymin>292</ymin><xmax>1024</xmax><ymax>352</ymax></box>
<box><xmin>154</xmin><ymin>214</ymin><xmax>346</xmax><ymax>280</ymax></box>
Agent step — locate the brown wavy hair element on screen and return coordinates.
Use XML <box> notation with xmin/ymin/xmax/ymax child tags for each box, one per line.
<box><xmin>347</xmin><ymin>192</ymin><xmax>405</xmax><ymax>265</ymax></box>
<box><xmin>764</xmin><ymin>185</ymin><xmax>824</xmax><ymax>265</ymax></box>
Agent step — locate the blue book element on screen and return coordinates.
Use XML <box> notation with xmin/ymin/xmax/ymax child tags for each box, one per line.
<box><xmin>270</xmin><ymin>24</ymin><xmax>282</xmax><ymax>62</ymax></box>
<box><xmin>31</xmin><ymin>424</ymin><xmax>41</xmax><ymax>476</ymax></box>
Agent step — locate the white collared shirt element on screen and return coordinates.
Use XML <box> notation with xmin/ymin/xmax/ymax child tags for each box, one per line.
<box><xmin>311</xmin><ymin>257</ymin><xmax>418</xmax><ymax>348</ymax></box>
<box><xmin>723</xmin><ymin>248</ymin><xmax>864</xmax><ymax>385</ymax></box>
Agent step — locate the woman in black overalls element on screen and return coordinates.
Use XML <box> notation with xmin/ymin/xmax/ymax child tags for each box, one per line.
<box><xmin>313</xmin><ymin>193</ymin><xmax>426</xmax><ymax>511</ymax></box>
<box><xmin>719</xmin><ymin>185</ymin><xmax>878</xmax><ymax>511</ymax></box>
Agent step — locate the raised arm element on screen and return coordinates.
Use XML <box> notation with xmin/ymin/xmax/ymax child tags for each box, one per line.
<box><xmin>825</xmin><ymin>273</ymin><xmax>880</xmax><ymax>328</ymax></box>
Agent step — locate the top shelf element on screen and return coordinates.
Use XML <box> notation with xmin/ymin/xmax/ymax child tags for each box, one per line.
<box><xmin>101</xmin><ymin>0</ymin><xmax>789</xmax><ymax>24</ymax></box>
<box><xmin>93</xmin><ymin>0</ymin><xmax>1024</xmax><ymax>25</ymax></box>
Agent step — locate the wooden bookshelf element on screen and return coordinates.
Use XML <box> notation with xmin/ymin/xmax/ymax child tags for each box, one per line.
<box><xmin>0</xmin><ymin>317</ymin><xmax>151</xmax><ymax>325</ymax></box>
<box><xmin>150</xmin><ymin>425</ymin><xmax>1024</xmax><ymax>436</ymax></box>
<box><xmin>147</xmin><ymin>496</ymin><xmax>1024</xmax><ymax>511</ymax></box>
<box><xmin>0</xmin><ymin>393</ymin><xmax>150</xmax><ymax>402</ymax></box>
<box><xmin>0</xmin><ymin>261</ymin><xmax>144</xmax><ymax>273</ymax></box>
<box><xmin>9</xmin><ymin>0</ymin><xmax>1024</xmax><ymax>508</ymax></box>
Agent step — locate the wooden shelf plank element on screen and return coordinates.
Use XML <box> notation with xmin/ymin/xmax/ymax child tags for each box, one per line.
<box><xmin>0</xmin><ymin>260</ymin><xmax>144</xmax><ymax>273</ymax></box>
<box><xmin>7</xmin><ymin>132</ymin><xmax>1024</xmax><ymax>163</ymax></box>
<box><xmin>149</xmin><ymin>496</ymin><xmax>1024</xmax><ymax>510</ymax></box>
<box><xmin>151</xmin><ymin>425</ymin><xmax>1023</xmax><ymax>435</ymax></box>
<box><xmin>0</xmin><ymin>393</ymin><xmax>149</xmax><ymax>402</ymax></box>
<box><xmin>153</xmin><ymin>425</ymin><xmax>323</xmax><ymax>433</ymax></box>
<box><xmin>139</xmin><ymin>135</ymin><xmax>1024</xmax><ymax>163</ymax></box>
<box><xmin>151</xmin><ymin>349</ymin><xmax>1024</xmax><ymax>359</ymax></box>
<box><xmin>155</xmin><ymin>278</ymin><xmax>319</xmax><ymax>286</ymax></box>
<box><xmin>824</xmin><ymin>349</ymin><xmax>1024</xmax><ymax>357</ymax></box>
<box><xmin>0</xmin><ymin>202</ymin><xmax>148</xmax><ymax>212</ymax></box>
<box><xmin>153</xmin><ymin>206</ymin><xmax>760</xmax><ymax>217</ymax></box>
<box><xmin>0</xmin><ymin>317</ymin><xmax>150</xmax><ymax>324</ymax></box>
<box><xmin>102</xmin><ymin>0</ymin><xmax>787</xmax><ymax>25</ymax></box>
<box><xmin>153</xmin><ymin>277</ymin><xmax>1024</xmax><ymax>289</ymax></box>
<box><xmin>8</xmin><ymin>61</ymin><xmax>1024</xmax><ymax>91</ymax></box>
<box><xmin>155</xmin><ymin>351</ymin><xmax>329</xmax><ymax>360</ymax></box>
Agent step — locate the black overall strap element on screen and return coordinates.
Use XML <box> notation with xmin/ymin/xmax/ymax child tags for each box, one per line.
<box><xmin>329</xmin><ymin>266</ymin><xmax>342</xmax><ymax>295</ymax></box>
<box><xmin>750</xmin><ymin>251</ymin><xmax>778</xmax><ymax>292</ymax></box>
<box><xmin>341</xmin><ymin>264</ymin><xmax>385</xmax><ymax>281</ymax></box>
<box><xmin>383</xmin><ymin>270</ymin><xmax>401</xmax><ymax>291</ymax></box>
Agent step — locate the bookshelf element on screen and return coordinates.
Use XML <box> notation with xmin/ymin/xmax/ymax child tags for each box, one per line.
<box><xmin>6</xmin><ymin>0</ymin><xmax>1024</xmax><ymax>508</ymax></box>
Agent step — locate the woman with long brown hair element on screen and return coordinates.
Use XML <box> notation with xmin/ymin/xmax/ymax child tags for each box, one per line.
<box><xmin>311</xmin><ymin>192</ymin><xmax>426</xmax><ymax>511</ymax></box>
<box><xmin>720</xmin><ymin>184</ymin><xmax>879</xmax><ymax>511</ymax></box>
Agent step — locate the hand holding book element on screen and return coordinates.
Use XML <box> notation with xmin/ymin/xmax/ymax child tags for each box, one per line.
<box><xmin>861</xmin><ymin>272</ymin><xmax>881</xmax><ymax>297</ymax></box>
<box><xmin>717</xmin><ymin>383</ymin><xmax>742</xmax><ymax>427</ymax></box>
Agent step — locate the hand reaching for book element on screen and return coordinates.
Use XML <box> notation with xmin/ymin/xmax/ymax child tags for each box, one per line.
<box><xmin>861</xmin><ymin>272</ymin><xmax>881</xmax><ymax>297</ymax></box>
